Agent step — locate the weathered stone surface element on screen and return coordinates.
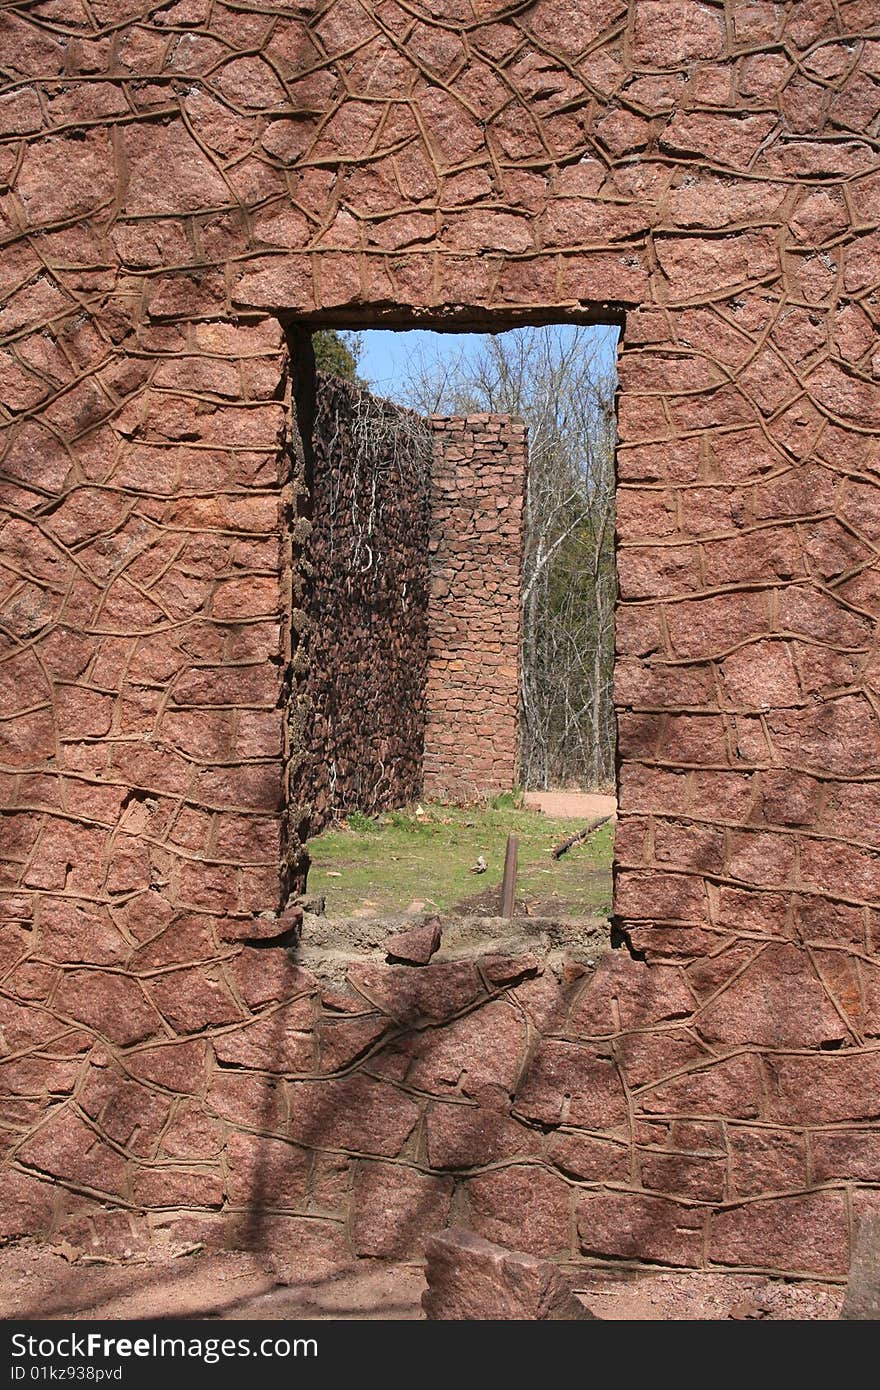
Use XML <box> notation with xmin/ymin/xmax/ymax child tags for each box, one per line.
<box><xmin>811</xmin><ymin>1129</ymin><xmax>880</xmax><ymax>1184</ymax></box>
<box><xmin>570</xmin><ymin>951</ymin><xmax>695</xmax><ymax>1035</ymax></box>
<box><xmin>53</xmin><ymin>972</ymin><xmax>163</xmax><ymax>1047</ymax></box>
<box><xmin>423</xmin><ymin>415</ymin><xmax>526</xmax><ymax>802</ymax></box>
<box><xmin>133</xmin><ymin>1168</ymin><xmax>225</xmax><ymax>1210</ymax></box>
<box><xmin>578</xmin><ymin>1191</ymin><xmax>704</xmax><ymax>1267</ymax></box>
<box><xmin>17</xmin><ymin>1112</ymin><xmax>128</xmax><ymax>1198</ymax></box>
<box><xmin>218</xmin><ymin>908</ymin><xmax>302</xmax><ymax>944</ymax></box>
<box><xmin>316</xmin><ymin>1014</ymin><xmax>388</xmax><ymax>1072</ymax></box>
<box><xmin>466</xmin><ymin>1165</ymin><xmax>572</xmax><ymax>1258</ymax></box>
<box><xmin>351</xmin><ymin>1162</ymin><xmax>454</xmax><ymax>1258</ymax></box>
<box><xmin>286</xmin><ymin>1075</ymin><xmax>420</xmax><ymax>1157</ymax></box>
<box><xmin>729</xmin><ymin>1127</ymin><xmax>807</xmax><ymax>1197</ymax></box>
<box><xmin>695</xmin><ymin>945</ymin><xmax>845</xmax><ymax>1049</ymax></box>
<box><xmin>515</xmin><ymin>1041</ymin><xmax>628</xmax><ymax>1128</ymax></box>
<box><xmin>548</xmin><ymin>1132</ymin><xmax>631</xmax><ymax>1182</ymax></box>
<box><xmin>227</xmin><ymin>952</ymin><xmax>317</xmax><ymax>1012</ymax></box>
<box><xmin>2</xmin><ymin>0</ymin><xmax>879</xmax><ymax>1285</ymax></box>
<box><xmin>709</xmin><ymin>1193</ymin><xmax>849</xmax><ymax>1276</ymax></box>
<box><xmin>385</xmin><ymin>919</ymin><xmax>442</xmax><ymax>965</ymax></box>
<box><xmin>422</xmin><ymin>1227</ymin><xmax>595</xmax><ymax>1320</ymax></box>
<box><xmin>764</xmin><ymin>1052</ymin><xmax>880</xmax><ymax>1126</ymax></box>
<box><xmin>426</xmin><ymin>1102</ymin><xmax>540</xmax><ymax>1170</ymax></box>
<box><xmin>225</xmin><ymin>1131</ymin><xmax>310</xmax><ymax>1207</ymax></box>
<box><xmin>404</xmin><ymin>1000</ymin><xmax>527</xmax><ymax>1097</ymax></box>
<box><xmin>638</xmin><ymin>1054</ymin><xmax>764</xmax><ymax>1120</ymax></box>
<box><xmin>347</xmin><ymin>960</ymin><xmax>483</xmax><ymax>1024</ymax></box>
<box><xmin>78</xmin><ymin>1059</ymin><xmax>172</xmax><ymax>1157</ymax></box>
<box><xmin>841</xmin><ymin>1212</ymin><xmax>880</xmax><ymax>1319</ymax></box>
<box><xmin>0</xmin><ymin>1169</ymin><xmax>55</xmax><ymax>1240</ymax></box>
<box><xmin>212</xmin><ymin>1001</ymin><xmax>315</xmax><ymax>1074</ymax></box>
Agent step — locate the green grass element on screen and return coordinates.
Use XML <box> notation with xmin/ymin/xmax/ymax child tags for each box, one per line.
<box><xmin>305</xmin><ymin>802</ymin><xmax>614</xmax><ymax>919</ymax></box>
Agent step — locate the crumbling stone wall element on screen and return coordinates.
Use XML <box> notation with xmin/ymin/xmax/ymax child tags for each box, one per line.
<box><xmin>425</xmin><ymin>414</ymin><xmax>526</xmax><ymax>801</ymax></box>
<box><xmin>290</xmin><ymin>381</ymin><xmax>524</xmax><ymax>832</ymax></box>
<box><xmin>291</xmin><ymin>370</ymin><xmax>432</xmax><ymax>833</ymax></box>
<box><xmin>2</xmin><ymin>0</ymin><xmax>880</xmax><ymax>1278</ymax></box>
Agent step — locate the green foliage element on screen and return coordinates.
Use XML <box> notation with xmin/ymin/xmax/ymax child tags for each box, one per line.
<box><xmin>312</xmin><ymin>329</ymin><xmax>363</xmax><ymax>383</ymax></box>
<box><xmin>345</xmin><ymin>809</ymin><xmax>382</xmax><ymax>832</ymax></box>
<box><xmin>307</xmin><ymin>801</ymin><xmax>614</xmax><ymax>917</ymax></box>
<box><xmin>489</xmin><ymin>787</ymin><xmax>524</xmax><ymax>810</ymax></box>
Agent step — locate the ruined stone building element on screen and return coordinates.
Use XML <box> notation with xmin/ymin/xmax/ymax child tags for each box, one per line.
<box><xmin>1</xmin><ymin>0</ymin><xmax>880</xmax><ymax>1280</ymax></box>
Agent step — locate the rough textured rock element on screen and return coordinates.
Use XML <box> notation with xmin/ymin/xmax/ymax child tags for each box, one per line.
<box><xmin>422</xmin><ymin>1227</ymin><xmax>596</xmax><ymax>1320</ymax></box>
<box><xmin>424</xmin><ymin>416</ymin><xmax>526</xmax><ymax>801</ymax></box>
<box><xmin>386</xmin><ymin>919</ymin><xmax>442</xmax><ymax>966</ymax></box>
<box><xmin>841</xmin><ymin>1213</ymin><xmax>880</xmax><ymax>1320</ymax></box>
<box><xmin>1</xmin><ymin>0</ymin><xmax>880</xmax><ymax>1283</ymax></box>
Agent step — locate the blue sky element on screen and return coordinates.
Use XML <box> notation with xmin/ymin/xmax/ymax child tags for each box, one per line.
<box><xmin>356</xmin><ymin>324</ymin><xmax>619</xmax><ymax>403</ymax></box>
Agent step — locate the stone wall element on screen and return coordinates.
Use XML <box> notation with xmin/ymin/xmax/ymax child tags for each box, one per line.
<box><xmin>289</xmin><ymin>379</ymin><xmax>525</xmax><ymax>832</ymax></box>
<box><xmin>425</xmin><ymin>415</ymin><xmax>526</xmax><ymax>801</ymax></box>
<box><xmin>291</xmin><ymin>369</ymin><xmax>432</xmax><ymax>834</ymax></box>
<box><xmin>2</xmin><ymin>0</ymin><xmax>880</xmax><ymax>1278</ymax></box>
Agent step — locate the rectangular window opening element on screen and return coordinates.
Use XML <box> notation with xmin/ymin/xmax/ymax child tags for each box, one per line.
<box><xmin>286</xmin><ymin>321</ymin><xmax>620</xmax><ymax>929</ymax></box>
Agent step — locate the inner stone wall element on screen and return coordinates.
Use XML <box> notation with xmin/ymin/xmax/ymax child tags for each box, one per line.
<box><xmin>424</xmin><ymin>414</ymin><xmax>526</xmax><ymax>802</ymax></box>
<box><xmin>291</xmin><ymin>369</ymin><xmax>432</xmax><ymax>834</ymax></box>
<box><xmin>1</xmin><ymin>0</ymin><xmax>880</xmax><ymax>1278</ymax></box>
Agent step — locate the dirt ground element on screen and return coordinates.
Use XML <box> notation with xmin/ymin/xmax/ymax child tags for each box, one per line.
<box><xmin>0</xmin><ymin>1241</ymin><xmax>844</xmax><ymax>1321</ymax></box>
<box><xmin>522</xmin><ymin>791</ymin><xmax>617</xmax><ymax>820</ymax></box>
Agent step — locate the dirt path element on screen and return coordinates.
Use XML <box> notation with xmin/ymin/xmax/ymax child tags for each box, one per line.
<box><xmin>522</xmin><ymin>791</ymin><xmax>617</xmax><ymax>820</ymax></box>
<box><xmin>0</xmin><ymin>1242</ymin><xmax>843</xmax><ymax>1321</ymax></box>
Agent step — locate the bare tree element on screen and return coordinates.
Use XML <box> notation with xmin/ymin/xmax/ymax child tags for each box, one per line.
<box><xmin>398</xmin><ymin>325</ymin><xmax>618</xmax><ymax>791</ymax></box>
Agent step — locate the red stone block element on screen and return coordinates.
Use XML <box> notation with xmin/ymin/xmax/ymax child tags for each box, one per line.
<box><xmin>578</xmin><ymin>1190</ymin><xmax>704</xmax><ymax>1266</ymax></box>
<box><xmin>385</xmin><ymin>919</ymin><xmax>442</xmax><ymax>965</ymax></box>
<box><xmin>466</xmin><ymin>1164</ymin><xmax>572</xmax><ymax>1258</ymax></box>
<box><xmin>615</xmin><ymin>869</ymin><xmax>708</xmax><ymax>922</ymax></box>
<box><xmin>696</xmin><ymin>944</ymin><xmax>844</xmax><ymax>1048</ymax></box>
<box><xmin>638</xmin><ymin>1053</ymin><xmax>764</xmax><ymax>1120</ymax></box>
<box><xmin>548</xmin><ymin>1132</ymin><xmax>631</xmax><ymax>1182</ymax></box>
<box><xmin>227</xmin><ymin>951</ymin><xmax>316</xmax><ymax>1012</ymax></box>
<box><xmin>404</xmin><ymin>1001</ymin><xmax>527</xmax><ymax>1098</ymax></box>
<box><xmin>53</xmin><ymin>970</ymin><xmax>162</xmax><ymax>1047</ymax></box>
<box><xmin>632</xmin><ymin>0</ymin><xmax>725</xmax><ymax>63</ymax></box>
<box><xmin>351</xmin><ymin>1161</ymin><xmax>454</xmax><ymax>1258</ymax></box>
<box><xmin>36</xmin><ymin>901</ymin><xmax>127</xmax><ymax>967</ymax></box>
<box><xmin>422</xmin><ymin>1226</ymin><xmax>594</xmax><ymax>1320</ymax></box>
<box><xmin>616</xmin><ymin>1029</ymin><xmax>711</xmax><ymax>1089</ymax></box>
<box><xmin>0</xmin><ymin>1169</ymin><xmax>55</xmax><ymax>1240</ymax></box>
<box><xmin>134</xmin><ymin>1168</ymin><xmax>224</xmax><ymax>1210</ymax></box>
<box><xmin>709</xmin><ymin>1192</ymin><xmax>848</xmax><ymax>1276</ymax></box>
<box><xmin>426</xmin><ymin>1101</ymin><xmax>540</xmax><ymax>1170</ymax></box>
<box><xmin>212</xmin><ymin>1000</ymin><xmax>315</xmax><ymax>1074</ymax></box>
<box><xmin>316</xmin><ymin>1015</ymin><xmax>388</xmax><ymax>1073</ymax></box>
<box><xmin>570</xmin><ymin>950</ymin><xmax>695</xmax><ymax>1036</ymax></box>
<box><xmin>147</xmin><ymin>966</ymin><xmax>245</xmax><ymax>1035</ymax></box>
<box><xmin>794</xmin><ymin>894</ymin><xmax>865</xmax><ymax>946</ymax></box>
<box><xmin>640</xmin><ymin>1150</ymin><xmax>727</xmax><ymax>1202</ymax></box>
<box><xmin>764</xmin><ymin>1051</ymin><xmax>880</xmax><ymax>1125</ymax></box>
<box><xmin>347</xmin><ymin>960</ymin><xmax>483</xmax><ymax>1024</ymax></box>
<box><xmin>17</xmin><ymin>1112</ymin><xmax>129</xmax><ymax>1199</ymax></box>
<box><xmin>206</xmin><ymin>1070</ymin><xmax>287</xmax><ymax>1133</ymax></box>
<box><xmin>515</xmin><ymin>1040</ymin><xmax>628</xmax><ymax>1129</ymax></box>
<box><xmin>287</xmin><ymin>1074</ymin><xmax>420</xmax><ymax>1157</ymax></box>
<box><xmin>226</xmin><ymin>1131</ymin><xmax>310</xmax><ymax>1207</ymax></box>
<box><xmin>727</xmin><ymin>1126</ymin><xmax>807</xmax><ymax>1197</ymax></box>
<box><xmin>801</xmin><ymin>837</ymin><xmax>880</xmax><ymax>903</ymax></box>
<box><xmin>161</xmin><ymin>1102</ymin><xmax>226</xmax><ymax>1162</ymax></box>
